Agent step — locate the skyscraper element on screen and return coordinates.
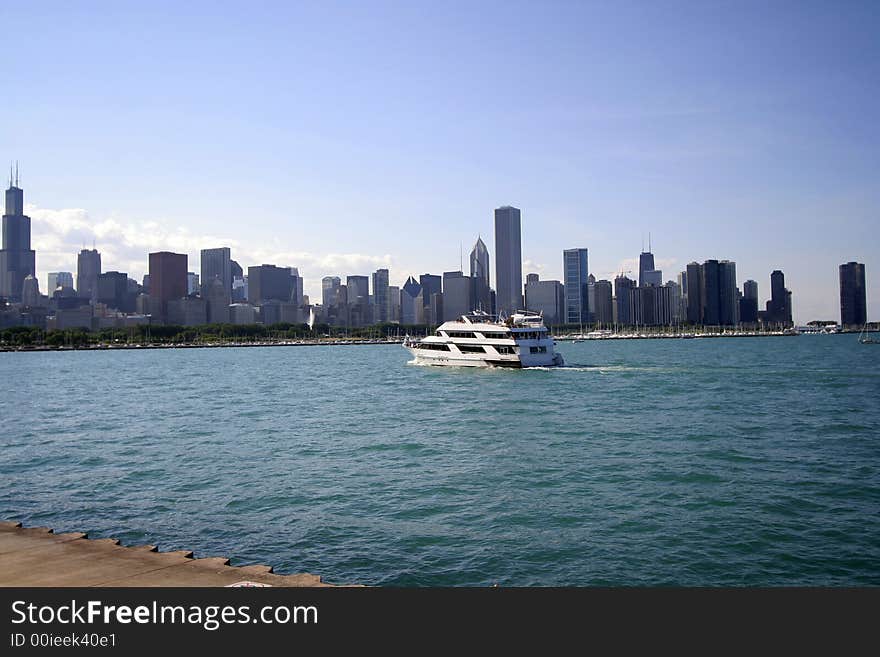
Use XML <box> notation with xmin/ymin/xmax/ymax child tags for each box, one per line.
<box><xmin>442</xmin><ymin>270</ymin><xmax>472</xmax><ymax>322</ymax></box>
<box><xmin>638</xmin><ymin>248</ymin><xmax>655</xmax><ymax>288</ymax></box>
<box><xmin>21</xmin><ymin>275</ymin><xmax>40</xmax><ymax>307</ymax></box>
<box><xmin>469</xmin><ymin>237</ymin><xmax>491</xmax><ymax>313</ymax></box>
<box><xmin>388</xmin><ymin>285</ymin><xmax>400</xmax><ymax>323</ymax></box>
<box><xmin>47</xmin><ymin>272</ymin><xmax>74</xmax><ymax>293</ymax></box>
<box><xmin>563</xmin><ymin>248</ymin><xmax>589</xmax><ymax>325</ymax></box>
<box><xmin>322</xmin><ymin>276</ymin><xmax>341</xmax><ymax>308</ymax></box>
<box><xmin>839</xmin><ymin>262</ymin><xmax>867</xmax><ymax>328</ymax></box>
<box><xmin>593</xmin><ymin>279</ymin><xmax>613</xmax><ymax>326</ymax></box>
<box><xmin>200</xmin><ymin>247</ymin><xmax>233</xmax><ymax>297</ymax></box>
<box><xmin>148</xmin><ymin>251</ymin><xmax>188</xmax><ymax>321</ymax></box>
<box><xmin>97</xmin><ymin>271</ymin><xmax>134</xmax><ymax>312</ymax></box>
<box><xmin>205</xmin><ymin>278</ymin><xmax>230</xmax><ymax>324</ymax></box>
<box><xmin>765</xmin><ymin>270</ymin><xmax>793</xmax><ymax>326</ymax></box>
<box><xmin>248</xmin><ymin>265</ymin><xmax>294</xmax><ymax>304</ymax></box>
<box><xmin>615</xmin><ymin>275</ymin><xmax>635</xmax><ymax>326</ymax></box>
<box><xmin>718</xmin><ymin>260</ymin><xmax>738</xmax><ymax>326</ymax></box>
<box><xmin>346</xmin><ymin>275</ymin><xmax>371</xmax><ymax>326</ymax></box>
<box><xmin>740</xmin><ymin>279</ymin><xmax>759</xmax><ymax>324</ymax></box>
<box><xmin>470</xmin><ymin>237</ymin><xmax>490</xmax><ymax>287</ymax></box>
<box><xmin>700</xmin><ymin>260</ymin><xmax>721</xmax><ymax>326</ymax></box>
<box><xmin>419</xmin><ymin>274</ymin><xmax>442</xmax><ymax>315</ymax></box>
<box><xmin>494</xmin><ymin>205</ymin><xmax>523</xmax><ymax>316</ymax></box>
<box><xmin>0</xmin><ymin>166</ymin><xmax>36</xmax><ymax>302</ymax></box>
<box><xmin>524</xmin><ymin>274</ymin><xmax>565</xmax><ymax>325</ymax></box>
<box><xmin>400</xmin><ymin>276</ymin><xmax>423</xmax><ymax>325</ymax></box>
<box><xmin>76</xmin><ymin>249</ymin><xmax>102</xmax><ymax>303</ymax></box>
<box><xmin>372</xmin><ymin>268</ymin><xmax>390</xmax><ymax>322</ymax></box>
<box><xmin>587</xmin><ymin>273</ymin><xmax>596</xmax><ymax>323</ymax></box>
<box><xmin>685</xmin><ymin>262</ymin><xmax>702</xmax><ymax>325</ymax></box>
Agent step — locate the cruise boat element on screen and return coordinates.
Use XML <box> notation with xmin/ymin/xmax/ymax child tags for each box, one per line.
<box><xmin>404</xmin><ymin>311</ymin><xmax>564</xmax><ymax>368</ymax></box>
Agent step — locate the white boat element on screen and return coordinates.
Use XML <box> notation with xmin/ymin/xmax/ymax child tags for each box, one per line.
<box><xmin>404</xmin><ymin>310</ymin><xmax>565</xmax><ymax>368</ymax></box>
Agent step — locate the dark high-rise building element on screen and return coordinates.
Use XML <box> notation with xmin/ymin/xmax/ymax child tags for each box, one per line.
<box><xmin>442</xmin><ymin>270</ymin><xmax>472</xmax><ymax>322</ymax></box>
<box><xmin>248</xmin><ymin>265</ymin><xmax>294</xmax><ymax>304</ymax></box>
<box><xmin>685</xmin><ymin>262</ymin><xmax>702</xmax><ymax>325</ymax></box>
<box><xmin>739</xmin><ymin>278</ymin><xmax>758</xmax><ymax>324</ymax></box>
<box><xmin>593</xmin><ymin>279</ymin><xmax>613</xmax><ymax>326</ymax></box>
<box><xmin>469</xmin><ymin>237</ymin><xmax>490</xmax><ymax>287</ymax></box>
<box><xmin>346</xmin><ymin>275</ymin><xmax>371</xmax><ymax>326</ymax></box>
<box><xmin>0</xmin><ymin>166</ymin><xmax>36</xmax><ymax>302</ymax></box>
<box><xmin>372</xmin><ymin>268</ymin><xmax>389</xmax><ymax>322</ymax></box>
<box><xmin>419</xmin><ymin>274</ymin><xmax>442</xmax><ymax>310</ymax></box>
<box><xmin>839</xmin><ymin>262</ymin><xmax>867</xmax><ymax>328</ymax></box>
<box><xmin>563</xmin><ymin>248</ymin><xmax>589</xmax><ymax>325</ymax></box>
<box><xmin>469</xmin><ymin>237</ymin><xmax>492</xmax><ymax>313</ymax></box>
<box><xmin>638</xmin><ymin>249</ymin><xmax>655</xmax><ymax>288</ymax></box>
<box><xmin>200</xmin><ymin>247</ymin><xmax>232</xmax><ymax>298</ymax></box>
<box><xmin>97</xmin><ymin>271</ymin><xmax>134</xmax><ymax>312</ymax></box>
<box><xmin>346</xmin><ymin>275</ymin><xmax>369</xmax><ymax>304</ymax></box>
<box><xmin>149</xmin><ymin>251</ymin><xmax>188</xmax><ymax>320</ymax></box>
<box><xmin>718</xmin><ymin>260</ymin><xmax>738</xmax><ymax>326</ymax></box>
<box><xmin>494</xmin><ymin>205</ymin><xmax>523</xmax><ymax>316</ymax></box>
<box><xmin>615</xmin><ymin>275</ymin><xmax>636</xmax><ymax>326</ymax></box>
<box><xmin>76</xmin><ymin>249</ymin><xmax>102</xmax><ymax>302</ymax></box>
<box><xmin>230</xmin><ymin>260</ymin><xmax>243</xmax><ymax>280</ymax></box>
<box><xmin>400</xmin><ymin>276</ymin><xmax>422</xmax><ymax>325</ymax></box>
<box><xmin>765</xmin><ymin>270</ymin><xmax>793</xmax><ymax>326</ymax></box>
<box><xmin>700</xmin><ymin>260</ymin><xmax>720</xmax><ymax>326</ymax></box>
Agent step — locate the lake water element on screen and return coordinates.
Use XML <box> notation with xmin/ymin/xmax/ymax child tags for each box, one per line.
<box><xmin>1</xmin><ymin>335</ymin><xmax>878</xmax><ymax>585</ymax></box>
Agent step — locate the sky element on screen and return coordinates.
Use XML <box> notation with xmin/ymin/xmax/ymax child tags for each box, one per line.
<box><xmin>1</xmin><ymin>0</ymin><xmax>878</xmax><ymax>322</ymax></box>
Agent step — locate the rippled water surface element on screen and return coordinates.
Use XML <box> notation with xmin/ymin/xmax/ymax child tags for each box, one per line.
<box><xmin>2</xmin><ymin>336</ymin><xmax>879</xmax><ymax>585</ymax></box>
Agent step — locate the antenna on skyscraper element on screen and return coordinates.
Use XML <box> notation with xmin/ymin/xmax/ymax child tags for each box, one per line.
<box><xmin>8</xmin><ymin>162</ymin><xmax>12</xmax><ymax>188</ymax></box>
<box><xmin>15</xmin><ymin>161</ymin><xmax>19</xmax><ymax>187</ymax></box>
<box><xmin>649</xmin><ymin>231</ymin><xmax>652</xmax><ymax>253</ymax></box>
<box><xmin>460</xmin><ymin>242</ymin><xmax>463</xmax><ymax>272</ymax></box>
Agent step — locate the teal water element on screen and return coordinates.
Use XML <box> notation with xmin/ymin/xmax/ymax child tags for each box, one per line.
<box><xmin>1</xmin><ymin>336</ymin><xmax>879</xmax><ymax>586</ymax></box>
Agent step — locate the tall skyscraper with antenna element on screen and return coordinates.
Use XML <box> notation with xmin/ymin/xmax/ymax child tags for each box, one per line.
<box><xmin>0</xmin><ymin>162</ymin><xmax>36</xmax><ymax>301</ymax></box>
<box><xmin>638</xmin><ymin>233</ymin><xmax>655</xmax><ymax>288</ymax></box>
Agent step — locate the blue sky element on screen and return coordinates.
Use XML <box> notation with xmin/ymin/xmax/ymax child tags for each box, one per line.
<box><xmin>1</xmin><ymin>0</ymin><xmax>878</xmax><ymax>322</ymax></box>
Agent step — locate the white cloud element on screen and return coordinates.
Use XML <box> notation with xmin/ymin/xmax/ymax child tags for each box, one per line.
<box><xmin>27</xmin><ymin>204</ymin><xmax>398</xmax><ymax>300</ymax></box>
<box><xmin>522</xmin><ymin>258</ymin><xmax>546</xmax><ymax>276</ymax></box>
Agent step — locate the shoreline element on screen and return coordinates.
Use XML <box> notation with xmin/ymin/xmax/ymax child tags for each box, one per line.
<box><xmin>0</xmin><ymin>329</ymin><xmax>868</xmax><ymax>353</ymax></box>
<box><xmin>0</xmin><ymin>520</ymin><xmax>340</xmax><ymax>587</ymax></box>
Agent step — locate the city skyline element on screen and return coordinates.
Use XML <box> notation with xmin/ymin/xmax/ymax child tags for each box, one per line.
<box><xmin>1</xmin><ymin>3</ymin><xmax>878</xmax><ymax>322</ymax></box>
<box><xmin>2</xmin><ymin>172</ymin><xmax>874</xmax><ymax>326</ymax></box>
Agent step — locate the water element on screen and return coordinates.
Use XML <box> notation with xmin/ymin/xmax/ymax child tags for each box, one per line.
<box><xmin>1</xmin><ymin>336</ymin><xmax>879</xmax><ymax>586</ymax></box>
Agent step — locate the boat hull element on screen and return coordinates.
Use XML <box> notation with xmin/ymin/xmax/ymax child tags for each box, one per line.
<box><xmin>405</xmin><ymin>347</ymin><xmax>563</xmax><ymax>368</ymax></box>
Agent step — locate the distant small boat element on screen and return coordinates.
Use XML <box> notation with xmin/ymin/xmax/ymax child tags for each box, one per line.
<box><xmin>858</xmin><ymin>325</ymin><xmax>879</xmax><ymax>344</ymax></box>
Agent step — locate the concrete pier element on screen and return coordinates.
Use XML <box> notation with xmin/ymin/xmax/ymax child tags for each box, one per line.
<box><xmin>0</xmin><ymin>521</ymin><xmax>334</xmax><ymax>587</ymax></box>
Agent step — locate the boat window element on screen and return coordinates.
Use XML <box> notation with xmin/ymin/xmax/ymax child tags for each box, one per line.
<box><xmin>417</xmin><ymin>342</ymin><xmax>451</xmax><ymax>351</ymax></box>
<box><xmin>480</xmin><ymin>331</ymin><xmax>508</xmax><ymax>339</ymax></box>
<box><xmin>529</xmin><ymin>346</ymin><xmax>548</xmax><ymax>354</ymax></box>
<box><xmin>494</xmin><ymin>345</ymin><xmax>517</xmax><ymax>355</ymax></box>
<box><xmin>446</xmin><ymin>331</ymin><xmax>478</xmax><ymax>339</ymax></box>
<box><xmin>457</xmin><ymin>344</ymin><xmax>487</xmax><ymax>353</ymax></box>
